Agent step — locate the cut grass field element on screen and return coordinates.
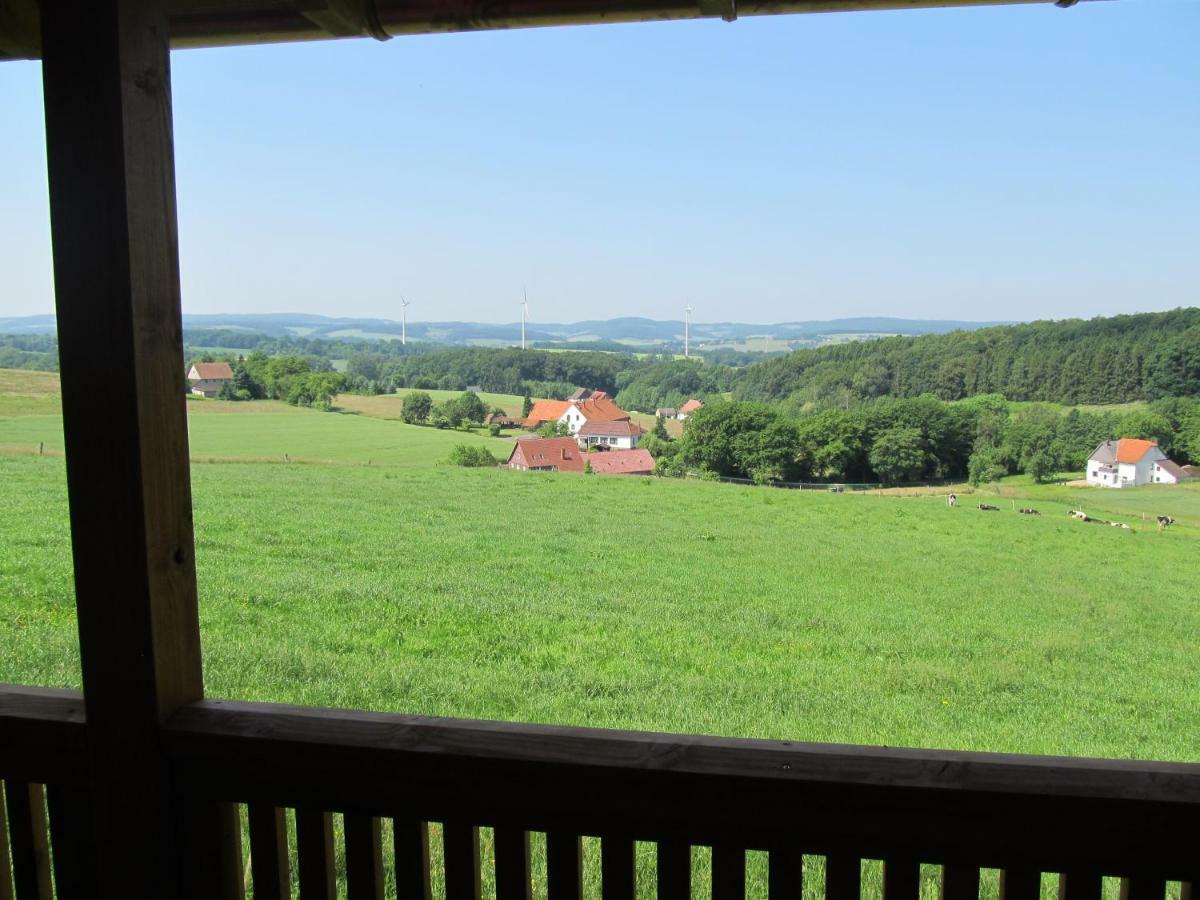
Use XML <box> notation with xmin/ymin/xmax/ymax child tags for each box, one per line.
<box><xmin>335</xmin><ymin>388</ymin><xmax>530</xmax><ymax>420</ymax></box>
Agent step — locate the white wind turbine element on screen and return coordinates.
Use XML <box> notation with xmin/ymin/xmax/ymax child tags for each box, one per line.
<box><xmin>684</xmin><ymin>304</ymin><xmax>693</xmax><ymax>358</ymax></box>
<box><xmin>400</xmin><ymin>295</ymin><xmax>410</xmax><ymax>346</ymax></box>
<box><xmin>521</xmin><ymin>288</ymin><xmax>529</xmax><ymax>351</ymax></box>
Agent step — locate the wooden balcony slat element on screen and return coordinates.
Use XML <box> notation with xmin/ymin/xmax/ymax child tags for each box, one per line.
<box><xmin>45</xmin><ymin>785</ymin><xmax>94</xmax><ymax>900</ymax></box>
<box><xmin>939</xmin><ymin>864</ymin><xmax>980</xmax><ymax>900</ymax></box>
<box><xmin>656</xmin><ymin>840</ymin><xmax>691</xmax><ymax>900</ymax></box>
<box><xmin>296</xmin><ymin>810</ymin><xmax>336</xmax><ymax>900</ymax></box>
<box><xmin>394</xmin><ymin>819</ymin><xmax>432</xmax><ymax>900</ymax></box>
<box><xmin>712</xmin><ymin>846</ymin><xmax>747</xmax><ymax>900</ymax></box>
<box><xmin>443</xmin><ymin>823</ymin><xmax>482</xmax><ymax>900</ymax></box>
<box><xmin>883</xmin><ymin>859</ymin><xmax>921</xmax><ymax>900</ymax></box>
<box><xmin>1118</xmin><ymin>876</ymin><xmax>1166</xmax><ymax>900</ymax></box>
<box><xmin>248</xmin><ymin>806</ymin><xmax>291</xmax><ymax>900</ymax></box>
<box><xmin>767</xmin><ymin>844</ymin><xmax>802</xmax><ymax>900</ymax></box>
<box><xmin>345</xmin><ymin>814</ymin><xmax>385</xmax><ymax>900</ymax></box>
<box><xmin>999</xmin><ymin>869</ymin><xmax>1041</xmax><ymax>900</ymax></box>
<box><xmin>825</xmin><ymin>856</ymin><xmax>861</xmax><ymax>900</ymax></box>
<box><xmin>0</xmin><ymin>688</ymin><xmax>87</xmax><ymax>787</ymax></box>
<box><xmin>494</xmin><ymin>828</ymin><xmax>532</xmax><ymax>900</ymax></box>
<box><xmin>546</xmin><ymin>833</ymin><xmax>583</xmax><ymax>900</ymax></box>
<box><xmin>1058</xmin><ymin>872</ymin><xmax>1102</xmax><ymax>900</ymax></box>
<box><xmin>164</xmin><ymin>698</ymin><xmax>1200</xmax><ymax>876</ymax></box>
<box><xmin>3</xmin><ymin>782</ymin><xmax>51</xmax><ymax>900</ymax></box>
<box><xmin>601</xmin><ymin>835</ymin><xmax>635</xmax><ymax>900</ymax></box>
<box><xmin>0</xmin><ymin>785</ymin><xmax>13</xmax><ymax>900</ymax></box>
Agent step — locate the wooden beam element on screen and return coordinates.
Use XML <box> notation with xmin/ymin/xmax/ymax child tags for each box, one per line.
<box><xmin>38</xmin><ymin>2</ymin><xmax>236</xmax><ymax>896</ymax></box>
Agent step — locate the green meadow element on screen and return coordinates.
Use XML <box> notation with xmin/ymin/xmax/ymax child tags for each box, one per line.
<box><xmin>2</xmin><ymin>369</ymin><xmax>1198</xmax><ymax>898</ymax></box>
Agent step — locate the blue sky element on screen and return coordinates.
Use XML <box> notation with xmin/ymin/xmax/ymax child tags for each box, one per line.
<box><xmin>1</xmin><ymin>1</ymin><xmax>1197</xmax><ymax>325</ymax></box>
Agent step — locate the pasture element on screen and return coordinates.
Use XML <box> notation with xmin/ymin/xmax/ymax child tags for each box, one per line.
<box><xmin>3</xmin><ymin>370</ymin><xmax>1198</xmax><ymax>898</ymax></box>
<box><xmin>335</xmin><ymin>389</ymin><xmax>529</xmax><ymax>420</ymax></box>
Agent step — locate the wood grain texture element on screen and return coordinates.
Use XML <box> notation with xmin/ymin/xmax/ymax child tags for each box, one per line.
<box><xmin>248</xmin><ymin>806</ymin><xmax>290</xmax><ymax>900</ymax></box>
<box><xmin>39</xmin><ymin>1</ymin><xmax>234</xmax><ymax>896</ymax></box>
<box><xmin>3</xmin><ymin>782</ymin><xmax>51</xmax><ymax>900</ymax></box>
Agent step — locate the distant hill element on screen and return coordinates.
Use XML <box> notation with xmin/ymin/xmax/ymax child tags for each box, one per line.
<box><xmin>732</xmin><ymin>308</ymin><xmax>1200</xmax><ymax>406</ymax></box>
<box><xmin>0</xmin><ymin>312</ymin><xmax>1008</xmax><ymax>347</ymax></box>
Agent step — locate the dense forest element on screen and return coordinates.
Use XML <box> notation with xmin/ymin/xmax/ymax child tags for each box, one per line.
<box><xmin>733</xmin><ymin>309</ymin><xmax>1200</xmax><ymax>407</ymax></box>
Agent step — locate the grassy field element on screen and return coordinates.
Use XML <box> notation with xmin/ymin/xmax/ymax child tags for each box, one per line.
<box><xmin>3</xmin><ymin>369</ymin><xmax>1199</xmax><ymax>898</ymax></box>
<box><xmin>335</xmin><ymin>389</ymin><xmax>529</xmax><ymax>420</ymax></box>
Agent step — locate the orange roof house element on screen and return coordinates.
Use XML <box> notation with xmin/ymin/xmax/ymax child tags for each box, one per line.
<box><xmin>1113</xmin><ymin>438</ymin><xmax>1159</xmax><ymax>463</ymax></box>
<box><xmin>523</xmin><ymin>399</ymin><xmax>572</xmax><ymax>429</ymax></box>
<box><xmin>506</xmin><ymin>437</ymin><xmax>586</xmax><ymax>473</ymax></box>
<box><xmin>678</xmin><ymin>398</ymin><xmax>703</xmax><ymax>417</ymax></box>
<box><xmin>186</xmin><ymin>361</ymin><xmax>235</xmax><ymax>397</ymax></box>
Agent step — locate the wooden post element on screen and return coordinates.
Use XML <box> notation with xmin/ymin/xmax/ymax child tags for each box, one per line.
<box><xmin>39</xmin><ymin>1</ymin><xmax>238</xmax><ymax>896</ymax></box>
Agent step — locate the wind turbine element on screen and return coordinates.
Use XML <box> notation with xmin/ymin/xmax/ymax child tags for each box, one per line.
<box><xmin>400</xmin><ymin>295</ymin><xmax>410</xmax><ymax>346</ymax></box>
<box><xmin>521</xmin><ymin>288</ymin><xmax>529</xmax><ymax>351</ymax></box>
<box><xmin>684</xmin><ymin>304</ymin><xmax>693</xmax><ymax>358</ymax></box>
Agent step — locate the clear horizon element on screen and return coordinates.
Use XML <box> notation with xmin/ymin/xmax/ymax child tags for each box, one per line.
<box><xmin>2</xmin><ymin>1</ymin><xmax>1198</xmax><ymax>323</ymax></box>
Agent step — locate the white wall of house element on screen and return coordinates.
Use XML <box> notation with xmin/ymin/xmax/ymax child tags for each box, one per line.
<box><xmin>558</xmin><ymin>406</ymin><xmax>586</xmax><ymax>434</ymax></box>
<box><xmin>189</xmin><ymin>379</ymin><xmax>227</xmax><ymax>397</ymax></box>
<box><xmin>580</xmin><ymin>433</ymin><xmax>638</xmax><ymax>450</ymax></box>
<box><xmin>1087</xmin><ymin>450</ymin><xmax>1166</xmax><ymax>488</ymax></box>
<box><xmin>1153</xmin><ymin>462</ymin><xmax>1181</xmax><ymax>484</ymax></box>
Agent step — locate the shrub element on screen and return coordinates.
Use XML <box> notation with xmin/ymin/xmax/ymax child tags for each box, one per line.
<box><xmin>447</xmin><ymin>445</ymin><xmax>499</xmax><ymax>467</ymax></box>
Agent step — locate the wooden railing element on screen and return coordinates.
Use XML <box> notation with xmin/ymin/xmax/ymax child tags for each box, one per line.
<box><xmin>3</xmin><ymin>684</ymin><xmax>1198</xmax><ymax>899</ymax></box>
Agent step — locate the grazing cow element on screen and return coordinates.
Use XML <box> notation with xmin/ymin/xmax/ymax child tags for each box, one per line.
<box><xmin>947</xmin><ymin>493</ymin><xmax>957</xmax><ymax>508</ymax></box>
<box><xmin>1069</xmin><ymin>510</ymin><xmax>1089</xmax><ymax>520</ymax></box>
<box><xmin>1018</xmin><ymin>508</ymin><xmax>1040</xmax><ymax>515</ymax></box>
<box><xmin>978</xmin><ymin>503</ymin><xmax>999</xmax><ymax>511</ymax></box>
<box><xmin>1157</xmin><ymin>515</ymin><xmax>1175</xmax><ymax>530</ymax></box>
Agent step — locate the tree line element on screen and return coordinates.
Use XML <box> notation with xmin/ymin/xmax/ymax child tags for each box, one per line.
<box><xmin>733</xmin><ymin>308</ymin><xmax>1200</xmax><ymax>407</ymax></box>
<box><xmin>645</xmin><ymin>395</ymin><xmax>1200</xmax><ymax>485</ymax></box>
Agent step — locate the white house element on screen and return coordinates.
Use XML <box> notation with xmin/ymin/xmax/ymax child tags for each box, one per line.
<box><xmin>1086</xmin><ymin>439</ymin><xmax>1188</xmax><ymax>488</ymax></box>
<box><xmin>556</xmin><ymin>397</ymin><xmax>631</xmax><ymax>436</ymax></box>
<box><xmin>577</xmin><ymin>419</ymin><xmax>644</xmax><ymax>450</ymax></box>
<box><xmin>186</xmin><ymin>362</ymin><xmax>234</xmax><ymax>398</ymax></box>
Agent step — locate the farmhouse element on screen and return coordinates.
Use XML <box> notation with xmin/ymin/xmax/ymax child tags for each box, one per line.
<box><xmin>677</xmin><ymin>398</ymin><xmax>703</xmax><ymax>420</ymax></box>
<box><xmin>506</xmin><ymin>437</ymin><xmax>586</xmax><ymax>473</ymax></box>
<box><xmin>186</xmin><ymin>361</ymin><xmax>234</xmax><ymax>397</ymax></box>
<box><xmin>587</xmin><ymin>448</ymin><xmax>656</xmax><ymax>475</ymax></box>
<box><xmin>523</xmin><ymin>399</ymin><xmax>572</xmax><ymax>429</ymax></box>
<box><xmin>487</xmin><ymin>413</ymin><xmax>522</xmax><ymax>428</ymax></box>
<box><xmin>557</xmin><ymin>396</ymin><xmax>632</xmax><ymax>435</ymax></box>
<box><xmin>578</xmin><ymin>419</ymin><xmax>645</xmax><ymax>449</ymax></box>
<box><xmin>655</xmin><ymin>407</ymin><xmax>678</xmax><ymax>419</ymax></box>
<box><xmin>1086</xmin><ymin>439</ymin><xmax>1188</xmax><ymax>488</ymax></box>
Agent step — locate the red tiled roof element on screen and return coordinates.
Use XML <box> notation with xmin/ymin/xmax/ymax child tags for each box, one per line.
<box><xmin>572</xmin><ymin>397</ymin><xmax>629</xmax><ymax>423</ymax></box>
<box><xmin>578</xmin><ymin>420</ymin><xmax>644</xmax><ymax>437</ymax></box>
<box><xmin>589</xmin><ymin>390</ymin><xmax>610</xmax><ymax>401</ymax></box>
<box><xmin>679</xmin><ymin>399</ymin><xmax>703</xmax><ymax>414</ymax></box>
<box><xmin>523</xmin><ymin>399</ymin><xmax>571</xmax><ymax>428</ymax></box>
<box><xmin>190</xmin><ymin>362</ymin><xmax>234</xmax><ymax>381</ymax></box>
<box><xmin>1115</xmin><ymin>438</ymin><xmax>1159</xmax><ymax>464</ymax></box>
<box><xmin>507</xmin><ymin>437</ymin><xmax>586</xmax><ymax>473</ymax></box>
<box><xmin>587</xmin><ymin>448</ymin><xmax>655</xmax><ymax>475</ymax></box>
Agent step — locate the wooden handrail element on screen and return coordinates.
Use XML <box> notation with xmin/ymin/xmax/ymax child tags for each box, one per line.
<box><xmin>4</xmin><ymin>685</ymin><xmax>1200</xmax><ymax>885</ymax></box>
<box><xmin>161</xmin><ymin>697</ymin><xmax>1199</xmax><ymax>876</ymax></box>
<box><xmin>0</xmin><ymin>686</ymin><xmax>87</xmax><ymax>787</ymax></box>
